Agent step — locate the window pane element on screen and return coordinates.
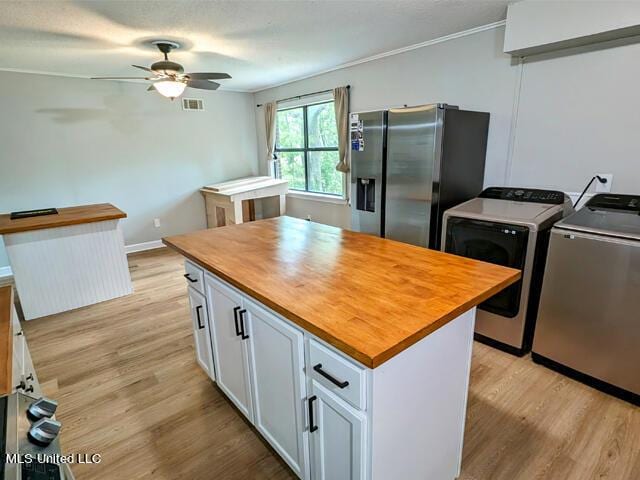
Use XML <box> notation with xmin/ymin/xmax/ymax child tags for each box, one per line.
<box><xmin>307</xmin><ymin>102</ymin><xmax>338</xmax><ymax>148</ymax></box>
<box><xmin>278</xmin><ymin>151</ymin><xmax>306</xmax><ymax>190</ymax></box>
<box><xmin>276</xmin><ymin>108</ymin><xmax>304</xmax><ymax>149</ymax></box>
<box><xmin>308</xmin><ymin>151</ymin><xmax>342</xmax><ymax>195</ymax></box>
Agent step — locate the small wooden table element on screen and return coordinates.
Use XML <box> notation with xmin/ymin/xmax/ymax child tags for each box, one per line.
<box><xmin>200</xmin><ymin>176</ymin><xmax>288</xmax><ymax>227</ymax></box>
<box><xmin>0</xmin><ymin>203</ymin><xmax>133</xmax><ymax>320</ymax></box>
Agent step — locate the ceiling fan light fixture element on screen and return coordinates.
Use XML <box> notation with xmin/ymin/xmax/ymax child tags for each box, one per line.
<box><xmin>154</xmin><ymin>80</ymin><xmax>187</xmax><ymax>99</ymax></box>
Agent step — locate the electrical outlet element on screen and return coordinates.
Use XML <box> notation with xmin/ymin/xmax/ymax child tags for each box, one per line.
<box><xmin>153</xmin><ymin>218</ymin><xmax>161</xmax><ymax>228</ymax></box>
<box><xmin>596</xmin><ymin>174</ymin><xmax>613</xmax><ymax>193</ymax></box>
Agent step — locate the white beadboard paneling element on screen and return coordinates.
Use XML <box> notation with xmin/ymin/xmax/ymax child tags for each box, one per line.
<box><xmin>0</xmin><ymin>238</ymin><xmax>167</xmax><ymax>280</ymax></box>
<box><xmin>4</xmin><ymin>220</ymin><xmax>133</xmax><ymax>320</ymax></box>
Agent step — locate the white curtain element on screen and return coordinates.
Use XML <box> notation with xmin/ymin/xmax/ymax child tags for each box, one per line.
<box><xmin>264</xmin><ymin>101</ymin><xmax>278</xmax><ymax>177</ymax></box>
<box><xmin>333</xmin><ymin>86</ymin><xmax>349</xmax><ymax>173</ymax></box>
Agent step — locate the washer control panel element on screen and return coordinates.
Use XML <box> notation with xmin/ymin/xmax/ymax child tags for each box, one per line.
<box><xmin>586</xmin><ymin>193</ymin><xmax>640</xmax><ymax>212</ymax></box>
<box><xmin>480</xmin><ymin>187</ymin><xmax>566</xmax><ymax>205</ymax></box>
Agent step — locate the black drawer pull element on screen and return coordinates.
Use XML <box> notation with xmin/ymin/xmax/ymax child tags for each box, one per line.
<box><xmin>238</xmin><ymin>309</ymin><xmax>249</xmax><ymax>339</ymax></box>
<box><xmin>184</xmin><ymin>273</ymin><xmax>198</xmax><ymax>283</ymax></box>
<box><xmin>195</xmin><ymin>305</ymin><xmax>204</xmax><ymax>329</ymax></box>
<box><xmin>313</xmin><ymin>364</ymin><xmax>349</xmax><ymax>389</ymax></box>
<box><xmin>308</xmin><ymin>395</ymin><xmax>318</xmax><ymax>432</ymax></box>
<box><xmin>233</xmin><ymin>306</ymin><xmax>242</xmax><ymax>336</ymax></box>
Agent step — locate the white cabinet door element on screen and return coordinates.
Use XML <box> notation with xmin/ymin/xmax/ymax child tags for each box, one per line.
<box><xmin>310</xmin><ymin>380</ymin><xmax>366</xmax><ymax>480</ymax></box>
<box><xmin>187</xmin><ymin>286</ymin><xmax>215</xmax><ymax>380</ymax></box>
<box><xmin>246</xmin><ymin>300</ymin><xmax>308</xmax><ymax>479</ymax></box>
<box><xmin>206</xmin><ymin>276</ymin><xmax>254</xmax><ymax>422</ymax></box>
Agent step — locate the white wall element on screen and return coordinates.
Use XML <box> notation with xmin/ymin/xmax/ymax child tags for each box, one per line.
<box><xmin>255</xmin><ymin>23</ymin><xmax>640</xmax><ymax>229</ymax></box>
<box><xmin>255</xmin><ymin>26</ymin><xmax>519</xmax><ymax>228</ymax></box>
<box><xmin>0</xmin><ymin>71</ymin><xmax>258</xmax><ymax>268</ymax></box>
<box><xmin>509</xmin><ymin>37</ymin><xmax>640</xmax><ymax>193</ymax></box>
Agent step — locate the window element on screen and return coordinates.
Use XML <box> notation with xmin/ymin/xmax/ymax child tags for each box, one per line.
<box><xmin>275</xmin><ymin>101</ymin><xmax>344</xmax><ymax>196</ymax></box>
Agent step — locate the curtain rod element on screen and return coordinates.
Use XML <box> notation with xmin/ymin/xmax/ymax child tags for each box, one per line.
<box><xmin>256</xmin><ymin>85</ymin><xmax>350</xmax><ymax>108</ymax></box>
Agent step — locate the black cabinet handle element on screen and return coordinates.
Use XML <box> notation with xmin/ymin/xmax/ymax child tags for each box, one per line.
<box><xmin>184</xmin><ymin>273</ymin><xmax>198</xmax><ymax>283</ymax></box>
<box><xmin>238</xmin><ymin>309</ymin><xmax>249</xmax><ymax>339</ymax></box>
<box><xmin>233</xmin><ymin>306</ymin><xmax>242</xmax><ymax>336</ymax></box>
<box><xmin>195</xmin><ymin>305</ymin><xmax>204</xmax><ymax>329</ymax></box>
<box><xmin>308</xmin><ymin>395</ymin><xmax>318</xmax><ymax>433</ymax></box>
<box><xmin>313</xmin><ymin>364</ymin><xmax>349</xmax><ymax>389</ymax></box>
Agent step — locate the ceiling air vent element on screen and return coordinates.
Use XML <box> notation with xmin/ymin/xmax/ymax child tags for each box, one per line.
<box><xmin>182</xmin><ymin>98</ymin><xmax>204</xmax><ymax>111</ymax></box>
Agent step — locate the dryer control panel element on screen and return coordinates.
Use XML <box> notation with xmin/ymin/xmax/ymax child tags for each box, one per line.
<box><xmin>479</xmin><ymin>187</ymin><xmax>566</xmax><ymax>205</ymax></box>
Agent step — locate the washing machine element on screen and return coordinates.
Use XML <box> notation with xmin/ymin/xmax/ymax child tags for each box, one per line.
<box><xmin>532</xmin><ymin>193</ymin><xmax>640</xmax><ymax>404</ymax></box>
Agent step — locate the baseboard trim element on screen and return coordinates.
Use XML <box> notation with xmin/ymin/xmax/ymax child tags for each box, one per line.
<box><xmin>0</xmin><ymin>240</ymin><xmax>166</xmax><ymax>279</ymax></box>
<box><xmin>124</xmin><ymin>240</ymin><xmax>166</xmax><ymax>255</ymax></box>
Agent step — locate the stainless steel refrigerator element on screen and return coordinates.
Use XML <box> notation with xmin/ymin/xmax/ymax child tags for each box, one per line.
<box><xmin>350</xmin><ymin>103</ymin><xmax>490</xmax><ymax>250</ymax></box>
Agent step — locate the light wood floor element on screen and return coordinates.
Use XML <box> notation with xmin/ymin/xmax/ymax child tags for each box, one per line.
<box><xmin>19</xmin><ymin>248</ymin><xmax>639</xmax><ymax>480</ymax></box>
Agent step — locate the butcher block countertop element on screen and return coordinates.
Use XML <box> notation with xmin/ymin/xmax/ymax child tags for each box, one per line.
<box><xmin>0</xmin><ymin>285</ymin><xmax>13</xmax><ymax>396</ymax></box>
<box><xmin>163</xmin><ymin>216</ymin><xmax>520</xmax><ymax>368</ymax></box>
<box><xmin>0</xmin><ymin>203</ymin><xmax>126</xmax><ymax>235</ymax></box>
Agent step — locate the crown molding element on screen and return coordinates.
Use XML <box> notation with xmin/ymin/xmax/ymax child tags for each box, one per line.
<box><xmin>0</xmin><ymin>19</ymin><xmax>505</xmax><ymax>95</ymax></box>
<box><xmin>251</xmin><ymin>20</ymin><xmax>506</xmax><ymax>93</ymax></box>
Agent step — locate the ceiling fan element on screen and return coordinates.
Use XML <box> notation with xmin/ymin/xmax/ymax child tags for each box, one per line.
<box><xmin>92</xmin><ymin>40</ymin><xmax>231</xmax><ymax>99</ymax></box>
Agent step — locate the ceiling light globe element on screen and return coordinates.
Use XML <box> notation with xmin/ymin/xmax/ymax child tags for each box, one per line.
<box><xmin>154</xmin><ymin>80</ymin><xmax>187</xmax><ymax>99</ymax></box>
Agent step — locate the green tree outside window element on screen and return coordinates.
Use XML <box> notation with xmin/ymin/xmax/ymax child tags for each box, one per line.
<box><xmin>275</xmin><ymin>101</ymin><xmax>343</xmax><ymax>196</ymax></box>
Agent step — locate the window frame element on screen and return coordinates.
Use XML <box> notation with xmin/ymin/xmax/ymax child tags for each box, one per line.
<box><xmin>275</xmin><ymin>100</ymin><xmax>344</xmax><ymax>197</ymax></box>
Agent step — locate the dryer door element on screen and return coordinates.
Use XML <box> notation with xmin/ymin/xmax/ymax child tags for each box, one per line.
<box><xmin>445</xmin><ymin>217</ymin><xmax>529</xmax><ymax>317</ymax></box>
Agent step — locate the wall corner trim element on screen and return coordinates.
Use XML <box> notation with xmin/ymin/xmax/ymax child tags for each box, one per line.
<box><xmin>0</xmin><ymin>266</ymin><xmax>12</xmax><ymax>280</ymax></box>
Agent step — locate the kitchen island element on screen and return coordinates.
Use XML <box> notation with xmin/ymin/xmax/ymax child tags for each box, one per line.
<box><xmin>163</xmin><ymin>216</ymin><xmax>519</xmax><ymax>480</ymax></box>
<box><xmin>0</xmin><ymin>203</ymin><xmax>132</xmax><ymax>319</ymax></box>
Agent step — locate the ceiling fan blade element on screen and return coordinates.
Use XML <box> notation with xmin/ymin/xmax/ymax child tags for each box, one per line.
<box><xmin>132</xmin><ymin>64</ymin><xmax>155</xmax><ymax>73</ymax></box>
<box><xmin>186</xmin><ymin>72</ymin><xmax>231</xmax><ymax>80</ymax></box>
<box><xmin>187</xmin><ymin>79</ymin><xmax>221</xmax><ymax>91</ymax></box>
<box><xmin>91</xmin><ymin>76</ymin><xmax>151</xmax><ymax>80</ymax></box>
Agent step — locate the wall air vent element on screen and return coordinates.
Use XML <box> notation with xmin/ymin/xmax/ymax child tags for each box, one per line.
<box><xmin>182</xmin><ymin>98</ymin><xmax>204</xmax><ymax>111</ymax></box>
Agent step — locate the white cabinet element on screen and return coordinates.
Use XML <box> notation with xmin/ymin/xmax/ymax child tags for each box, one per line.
<box><xmin>246</xmin><ymin>300</ymin><xmax>308</xmax><ymax>478</ymax></box>
<box><xmin>309</xmin><ymin>380</ymin><xmax>366</xmax><ymax>480</ymax></box>
<box><xmin>205</xmin><ymin>275</ymin><xmax>254</xmax><ymax>422</ymax></box>
<box><xmin>187</xmin><ymin>286</ymin><xmax>215</xmax><ymax>380</ymax></box>
<box><xmin>11</xmin><ymin>304</ymin><xmax>41</xmax><ymax>396</ymax></box>
<box><xmin>191</xmin><ymin>269</ymin><xmax>475</xmax><ymax>480</ymax></box>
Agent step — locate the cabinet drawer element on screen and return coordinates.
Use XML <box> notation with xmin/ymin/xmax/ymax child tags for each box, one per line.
<box><xmin>184</xmin><ymin>260</ymin><xmax>204</xmax><ymax>293</ymax></box>
<box><xmin>309</xmin><ymin>339</ymin><xmax>366</xmax><ymax>411</ymax></box>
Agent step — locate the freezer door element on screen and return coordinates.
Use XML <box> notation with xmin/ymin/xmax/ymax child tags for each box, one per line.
<box><xmin>351</xmin><ymin>110</ymin><xmax>385</xmax><ymax>236</ymax></box>
<box><xmin>385</xmin><ymin>105</ymin><xmax>441</xmax><ymax>247</ymax></box>
<box><xmin>533</xmin><ymin>229</ymin><xmax>640</xmax><ymax>395</ymax></box>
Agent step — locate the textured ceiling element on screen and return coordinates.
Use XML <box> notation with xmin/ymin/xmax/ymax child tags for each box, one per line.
<box><xmin>0</xmin><ymin>0</ymin><xmax>510</xmax><ymax>92</ymax></box>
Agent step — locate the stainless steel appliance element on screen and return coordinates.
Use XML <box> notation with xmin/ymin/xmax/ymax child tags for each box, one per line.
<box><xmin>351</xmin><ymin>104</ymin><xmax>490</xmax><ymax>250</ymax></box>
<box><xmin>1</xmin><ymin>392</ymin><xmax>72</xmax><ymax>480</ymax></box>
<box><xmin>441</xmin><ymin>187</ymin><xmax>573</xmax><ymax>355</ymax></box>
<box><xmin>532</xmin><ymin>193</ymin><xmax>640</xmax><ymax>405</ymax></box>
